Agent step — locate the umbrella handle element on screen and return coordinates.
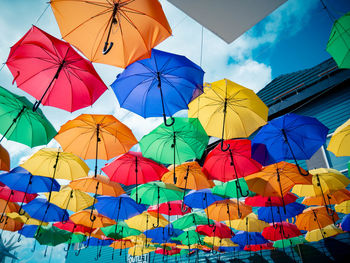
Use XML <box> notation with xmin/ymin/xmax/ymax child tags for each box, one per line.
<box><xmin>103</xmin><ymin>42</ymin><xmax>114</xmax><ymax>55</ymax></box>
<box><xmin>163</xmin><ymin>115</ymin><xmax>175</xmax><ymax>127</ymax></box>
<box><xmin>31</xmin><ymin>239</ymin><xmax>37</xmax><ymax>252</ymax></box>
<box><xmin>220</xmin><ymin>140</ymin><xmax>230</xmax><ymax>152</ymax></box>
<box><xmin>75</xmin><ymin>247</ymin><xmax>81</xmax><ymax>256</ymax></box>
<box><xmin>32</xmin><ymin>101</ymin><xmax>41</xmax><ymax>112</ymax></box>
<box><xmin>181</xmin><ymin>201</ymin><xmax>188</xmax><ymax>213</ymax></box>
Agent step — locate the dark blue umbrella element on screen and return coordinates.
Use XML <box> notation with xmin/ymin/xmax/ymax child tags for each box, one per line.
<box><xmin>341</xmin><ymin>214</ymin><xmax>350</xmax><ymax>231</ymax></box>
<box><xmin>231</xmin><ymin>231</ymin><xmax>268</xmax><ymax>246</ymax></box>
<box><xmin>184</xmin><ymin>189</ymin><xmax>224</xmax><ymax>209</ymax></box>
<box><xmin>111</xmin><ymin>49</ymin><xmax>204</xmax><ymax>126</ymax></box>
<box><xmin>83</xmin><ymin>238</ymin><xmax>113</xmax><ymax>247</ymax></box>
<box><xmin>18</xmin><ymin>225</ymin><xmax>38</xmax><ymax>238</ymax></box>
<box><xmin>95</xmin><ymin>194</ymin><xmax>146</xmax><ymax>221</ymax></box>
<box><xmin>252</xmin><ymin>113</ymin><xmax>328</xmax><ymax>174</ymax></box>
<box><xmin>258</xmin><ymin>202</ymin><xmax>305</xmax><ymax>224</ymax></box>
<box><xmin>144</xmin><ymin>225</ymin><xmax>183</xmax><ymax>243</ymax></box>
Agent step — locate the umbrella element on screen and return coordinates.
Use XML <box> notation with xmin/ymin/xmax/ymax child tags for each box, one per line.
<box><xmin>231</xmin><ymin>231</ymin><xmax>268</xmax><ymax>247</ymax></box>
<box><xmin>326</xmin><ymin>12</ymin><xmax>350</xmax><ymax>68</ymax></box>
<box><xmin>21</xmin><ymin>148</ymin><xmax>89</xmax><ymax>202</ymax></box>
<box><xmin>227</xmin><ymin>213</ymin><xmax>269</xmax><ymax>232</ymax></box>
<box><xmin>302</xmin><ymin>189</ymin><xmax>350</xmax><ymax>206</ymax></box>
<box><xmin>172</xmin><ymin>230</ymin><xmax>203</xmax><ymax>246</ymax></box>
<box><xmin>0</xmin><ymin>145</ymin><xmax>10</xmax><ymax>171</ymax></box>
<box><xmin>245</xmin><ymin>243</ymin><xmax>274</xmax><ymax>251</ymax></box>
<box><xmin>18</xmin><ymin>225</ymin><xmax>38</xmax><ymax>238</ymax></box>
<box><xmin>262</xmin><ymin>222</ymin><xmax>301</xmax><ymax>241</ymax></box>
<box><xmin>0</xmin><ymin>166</ymin><xmax>60</xmax><ymax>214</ymax></box>
<box><xmin>50</xmin><ymin>0</ymin><xmax>171</xmax><ymax>67</ymax></box>
<box><xmin>130</xmin><ymin>182</ymin><xmax>183</xmax><ymax>227</ymax></box>
<box><xmin>55</xmin><ymin>114</ymin><xmax>137</xmax><ymax>176</ymax></box>
<box><xmin>258</xmin><ymin>202</ymin><xmax>305</xmax><ymax>224</ymax></box>
<box><xmin>7</xmin><ymin>212</ymin><xmax>48</xmax><ymax>226</ymax></box>
<box><xmin>172</xmin><ymin>212</ymin><xmax>214</xmax><ymax>231</ymax></box>
<box><xmin>128</xmin><ymin>245</ymin><xmax>156</xmax><ymax>256</ymax></box>
<box><xmin>341</xmin><ymin>214</ymin><xmax>350</xmax><ymax>231</ymax></box>
<box><xmin>327</xmin><ymin>118</ymin><xmax>350</xmax><ymax>156</ymax></box>
<box><xmin>6</xmin><ymin>26</ymin><xmax>107</xmax><ymax>112</ymax></box>
<box><xmin>196</xmin><ymin>221</ymin><xmax>232</xmax><ymax>239</ymax></box>
<box><xmin>295</xmin><ymin>206</ymin><xmax>339</xmax><ymax>231</ymax></box>
<box><xmin>22</xmin><ymin>199</ymin><xmax>69</xmax><ymax>223</ymax></box>
<box><xmin>188</xmin><ymin>79</ymin><xmax>268</xmax><ymax>151</ymax></box>
<box><xmin>273</xmin><ymin>236</ymin><xmax>305</xmax><ymax>248</ymax></box>
<box><xmin>147</xmin><ymin>200</ymin><xmax>191</xmax><ymax>216</ymax></box>
<box><xmin>102</xmin><ymin>221</ymin><xmax>141</xmax><ymax>239</ymax></box>
<box><xmin>144</xmin><ymin>225</ymin><xmax>182</xmax><ymax>243</ymax></box>
<box><xmin>0</xmin><ymin>216</ymin><xmax>23</xmax><ymax>233</ymax></box>
<box><xmin>245</xmin><ymin>161</ymin><xmax>312</xmax><ymax>212</ymax></box>
<box><xmin>335</xmin><ymin>200</ymin><xmax>350</xmax><ymax>214</ymax></box>
<box><xmin>0</xmin><ymin>199</ymin><xmax>19</xmax><ymax>215</ymax></box>
<box><xmin>95</xmin><ymin>195</ymin><xmax>146</xmax><ymax>221</ymax></box>
<box><xmin>102</xmin><ymin>151</ymin><xmax>167</xmax><ymax>202</ymax></box>
<box><xmin>112</xmin><ymin>49</ymin><xmax>203</xmax><ymax>125</ymax></box>
<box><xmin>252</xmin><ymin>113</ymin><xmax>328</xmax><ymax>174</ymax></box>
<box><xmin>305</xmin><ymin>224</ymin><xmax>344</xmax><ymax>242</ymax></box>
<box><xmin>43</xmin><ymin>187</ymin><xmax>94</xmax><ymax>213</ymax></box>
<box><xmin>203</xmin><ymin>236</ymin><xmax>237</xmax><ymax>248</ymax></box>
<box><xmin>35</xmin><ymin>225</ymin><xmax>71</xmax><ymax>246</ymax></box>
<box><xmin>211</xmin><ymin>179</ymin><xmax>252</xmax><ymax>199</ymax></box>
<box><xmin>53</xmin><ymin>220</ymin><xmax>91</xmax><ymax>235</ymax></box>
<box><xmin>155</xmin><ymin>247</ymin><xmax>181</xmax><ymax>256</ymax></box>
<box><xmin>139</xmin><ymin>117</ymin><xmax>208</xmax><ymax>181</ymax></box>
<box><xmin>125</xmin><ymin>212</ymin><xmax>168</xmax><ymax>232</ymax></box>
<box><xmin>0</xmin><ymin>86</ymin><xmax>56</xmax><ymax>146</ymax></box>
<box><xmin>245</xmin><ymin>193</ymin><xmax>298</xmax><ymax>207</ymax></box>
<box><xmin>110</xmin><ymin>239</ymin><xmax>134</xmax><ymax>250</ymax></box>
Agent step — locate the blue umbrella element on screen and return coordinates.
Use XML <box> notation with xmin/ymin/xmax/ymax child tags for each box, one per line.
<box><xmin>184</xmin><ymin>189</ymin><xmax>224</xmax><ymax>209</ymax></box>
<box><xmin>18</xmin><ymin>225</ymin><xmax>38</xmax><ymax>238</ymax></box>
<box><xmin>252</xmin><ymin>113</ymin><xmax>328</xmax><ymax>175</ymax></box>
<box><xmin>111</xmin><ymin>49</ymin><xmax>204</xmax><ymax>126</ymax></box>
<box><xmin>0</xmin><ymin>166</ymin><xmax>60</xmax><ymax>215</ymax></box>
<box><xmin>258</xmin><ymin>202</ymin><xmax>305</xmax><ymax>224</ymax></box>
<box><xmin>144</xmin><ymin>225</ymin><xmax>183</xmax><ymax>243</ymax></box>
<box><xmin>341</xmin><ymin>214</ymin><xmax>350</xmax><ymax>231</ymax></box>
<box><xmin>95</xmin><ymin>195</ymin><xmax>146</xmax><ymax>221</ymax></box>
<box><xmin>231</xmin><ymin>231</ymin><xmax>268</xmax><ymax>246</ymax></box>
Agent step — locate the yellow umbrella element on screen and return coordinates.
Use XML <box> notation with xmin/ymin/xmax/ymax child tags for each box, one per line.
<box><xmin>128</xmin><ymin>245</ymin><xmax>155</xmax><ymax>256</ymax></box>
<box><xmin>125</xmin><ymin>212</ymin><xmax>168</xmax><ymax>232</ymax></box>
<box><xmin>305</xmin><ymin>224</ymin><xmax>343</xmax><ymax>242</ymax></box>
<box><xmin>44</xmin><ymin>187</ymin><xmax>94</xmax><ymax>212</ymax></box>
<box><xmin>188</xmin><ymin>79</ymin><xmax>267</xmax><ymax>149</ymax></box>
<box><xmin>6</xmin><ymin>212</ymin><xmax>48</xmax><ymax>226</ymax></box>
<box><xmin>327</xmin><ymin>118</ymin><xmax>350</xmax><ymax>156</ymax></box>
<box><xmin>203</xmin><ymin>236</ymin><xmax>237</xmax><ymax>247</ymax></box>
<box><xmin>226</xmin><ymin>213</ymin><xmax>269</xmax><ymax>232</ymax></box>
<box><xmin>124</xmin><ymin>234</ymin><xmax>152</xmax><ymax>246</ymax></box>
<box><xmin>335</xmin><ymin>200</ymin><xmax>350</xmax><ymax>214</ymax></box>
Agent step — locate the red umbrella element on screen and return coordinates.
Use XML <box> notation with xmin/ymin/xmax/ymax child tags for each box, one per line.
<box><xmin>244</xmin><ymin>243</ymin><xmax>274</xmax><ymax>251</ymax></box>
<box><xmin>155</xmin><ymin>247</ymin><xmax>181</xmax><ymax>256</ymax></box>
<box><xmin>53</xmin><ymin>220</ymin><xmax>92</xmax><ymax>235</ymax></box>
<box><xmin>0</xmin><ymin>185</ymin><xmax>37</xmax><ymax>203</ymax></box>
<box><xmin>196</xmin><ymin>221</ymin><xmax>232</xmax><ymax>239</ymax></box>
<box><xmin>102</xmin><ymin>152</ymin><xmax>168</xmax><ymax>202</ymax></box>
<box><xmin>262</xmin><ymin>222</ymin><xmax>301</xmax><ymax>241</ymax></box>
<box><xmin>245</xmin><ymin>193</ymin><xmax>298</xmax><ymax>207</ymax></box>
<box><xmin>6</xmin><ymin>26</ymin><xmax>107</xmax><ymax>112</ymax></box>
<box><xmin>203</xmin><ymin>139</ymin><xmax>261</xmax><ymax>183</ymax></box>
<box><xmin>147</xmin><ymin>201</ymin><xmax>191</xmax><ymax>216</ymax></box>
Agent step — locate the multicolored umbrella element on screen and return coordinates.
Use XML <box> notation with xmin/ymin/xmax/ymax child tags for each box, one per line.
<box><xmin>0</xmin><ymin>86</ymin><xmax>56</xmax><ymax>146</ymax></box>
<box><xmin>252</xmin><ymin>113</ymin><xmax>328</xmax><ymax>174</ymax></box>
<box><xmin>6</xmin><ymin>26</ymin><xmax>107</xmax><ymax>112</ymax></box>
<box><xmin>188</xmin><ymin>79</ymin><xmax>268</xmax><ymax>150</ymax></box>
<box><xmin>50</xmin><ymin>0</ymin><xmax>171</xmax><ymax>67</ymax></box>
<box><xmin>0</xmin><ymin>145</ymin><xmax>10</xmax><ymax>172</ymax></box>
<box><xmin>327</xmin><ymin>118</ymin><xmax>350</xmax><ymax>156</ymax></box>
<box><xmin>7</xmin><ymin>212</ymin><xmax>48</xmax><ymax>226</ymax></box>
<box><xmin>112</xmin><ymin>49</ymin><xmax>204</xmax><ymax>125</ymax></box>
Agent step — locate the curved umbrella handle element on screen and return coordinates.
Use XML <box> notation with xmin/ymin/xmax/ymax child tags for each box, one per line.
<box><xmin>163</xmin><ymin>115</ymin><xmax>175</xmax><ymax>127</ymax></box>
<box><xmin>75</xmin><ymin>247</ymin><xmax>81</xmax><ymax>256</ymax></box>
<box><xmin>220</xmin><ymin>140</ymin><xmax>230</xmax><ymax>152</ymax></box>
<box><xmin>32</xmin><ymin>100</ymin><xmax>41</xmax><ymax>112</ymax></box>
<box><xmin>103</xmin><ymin>42</ymin><xmax>114</xmax><ymax>55</ymax></box>
<box><xmin>90</xmin><ymin>210</ymin><xmax>97</xmax><ymax>222</ymax></box>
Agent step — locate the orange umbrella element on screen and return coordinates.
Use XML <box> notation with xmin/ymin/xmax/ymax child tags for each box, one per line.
<box><xmin>206</xmin><ymin>199</ymin><xmax>252</xmax><ymax>224</ymax></box>
<box><xmin>0</xmin><ymin>216</ymin><xmax>23</xmax><ymax>232</ymax></box>
<box><xmin>0</xmin><ymin>145</ymin><xmax>10</xmax><ymax>171</ymax></box>
<box><xmin>110</xmin><ymin>240</ymin><xmax>134</xmax><ymax>250</ymax></box>
<box><xmin>0</xmin><ymin>199</ymin><xmax>19</xmax><ymax>214</ymax></box>
<box><xmin>70</xmin><ymin>210</ymin><xmax>115</xmax><ymax>228</ymax></box>
<box><xmin>161</xmin><ymin>161</ymin><xmax>214</xmax><ymax>190</ymax></box>
<box><xmin>245</xmin><ymin>161</ymin><xmax>312</xmax><ymax>212</ymax></box>
<box><xmin>55</xmin><ymin>114</ymin><xmax>137</xmax><ymax>176</ymax></box>
<box><xmin>295</xmin><ymin>206</ymin><xmax>339</xmax><ymax>231</ymax></box>
<box><xmin>50</xmin><ymin>0</ymin><xmax>172</xmax><ymax>68</ymax></box>
<box><xmin>302</xmin><ymin>189</ymin><xmax>350</xmax><ymax>206</ymax></box>
<box><xmin>69</xmin><ymin>175</ymin><xmax>125</xmax><ymax>221</ymax></box>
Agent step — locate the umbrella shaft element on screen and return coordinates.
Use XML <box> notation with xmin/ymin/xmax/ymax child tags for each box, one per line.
<box><xmin>0</xmin><ymin>106</ymin><xmax>25</xmax><ymax>143</ymax></box>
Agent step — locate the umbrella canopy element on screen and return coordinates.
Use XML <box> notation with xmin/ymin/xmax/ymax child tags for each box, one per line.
<box><xmin>227</xmin><ymin>213</ymin><xmax>269</xmax><ymax>232</ymax></box>
<box><xmin>51</xmin><ymin>0</ymin><xmax>171</xmax><ymax>68</ymax></box>
<box><xmin>211</xmin><ymin>178</ymin><xmax>252</xmax><ymax>199</ymax></box>
<box><xmin>53</xmin><ymin>220</ymin><xmax>91</xmax><ymax>235</ymax></box>
<box><xmin>326</xmin><ymin>12</ymin><xmax>350</xmax><ymax>68</ymax></box>
<box><xmin>231</xmin><ymin>231</ymin><xmax>268</xmax><ymax>246</ymax></box>
<box><xmin>245</xmin><ymin>243</ymin><xmax>274</xmax><ymax>251</ymax></box>
<box><xmin>203</xmin><ymin>236</ymin><xmax>237</xmax><ymax>247</ymax></box>
<box><xmin>0</xmin><ymin>185</ymin><xmax>37</xmax><ymax>203</ymax></box>
<box><xmin>82</xmin><ymin>237</ymin><xmax>113</xmax><ymax>247</ymax></box>
<box><xmin>18</xmin><ymin>225</ymin><xmax>38</xmax><ymax>238</ymax></box>
<box><xmin>196</xmin><ymin>221</ymin><xmax>232</xmax><ymax>239</ymax></box>
<box><xmin>7</xmin><ymin>212</ymin><xmax>48</xmax><ymax>226</ymax></box>
<box><xmin>43</xmin><ymin>187</ymin><xmax>94</xmax><ymax>212</ymax></box>
<box><xmin>173</xmin><ymin>230</ymin><xmax>203</xmax><ymax>246</ymax></box>
<box><xmin>128</xmin><ymin>245</ymin><xmax>156</xmax><ymax>256</ymax></box>
<box><xmin>70</xmin><ymin>210</ymin><xmax>116</xmax><ymax>228</ymax></box>
<box><xmin>341</xmin><ymin>214</ymin><xmax>350</xmax><ymax>231</ymax></box>
<box><xmin>262</xmin><ymin>222</ymin><xmax>301</xmax><ymax>241</ymax></box>
<box><xmin>206</xmin><ymin>199</ymin><xmax>252</xmax><ymax>221</ymax></box>
<box><xmin>155</xmin><ymin>247</ymin><xmax>181</xmax><ymax>256</ymax></box>
<box><xmin>305</xmin><ymin>224</ymin><xmax>343</xmax><ymax>242</ymax></box>
<box><xmin>203</xmin><ymin>139</ymin><xmax>262</xmax><ymax>182</ymax></box>
<box><xmin>95</xmin><ymin>195</ymin><xmax>146</xmax><ymax>221</ymax></box>
<box><xmin>309</xmin><ymin>168</ymin><xmax>350</xmax><ymax>195</ymax></box>
<box><xmin>184</xmin><ymin>189</ymin><xmax>224</xmax><ymax>209</ymax></box>
<box><xmin>327</xmin><ymin>118</ymin><xmax>350</xmax><ymax>156</ymax></box>
<box><xmin>245</xmin><ymin>193</ymin><xmax>298</xmax><ymax>207</ymax></box>
<box><xmin>188</xmin><ymin>79</ymin><xmax>268</xmax><ymax>143</ymax></box>
<box><xmin>144</xmin><ymin>225</ymin><xmax>182</xmax><ymax>243</ymax></box>
<box><xmin>172</xmin><ymin>212</ymin><xmax>214</xmax><ymax>230</ymax></box>
<box><xmin>0</xmin><ymin>199</ymin><xmax>19</xmax><ymax>214</ymax></box>
<box><xmin>0</xmin><ymin>217</ymin><xmax>23</xmax><ymax>232</ymax></box>
<box><xmin>139</xmin><ymin>117</ymin><xmax>208</xmax><ymax>167</ymax></box>
<box><xmin>252</xmin><ymin>113</ymin><xmax>328</xmax><ymax>169</ymax></box>
<box><xmin>335</xmin><ymin>200</ymin><xmax>350</xmax><ymax>214</ymax></box>
<box><xmin>0</xmin><ymin>86</ymin><xmax>56</xmax><ymax>147</ymax></box>
<box><xmin>22</xmin><ymin>199</ymin><xmax>69</xmax><ymax>223</ymax></box>
<box><xmin>162</xmin><ymin>162</ymin><xmax>213</xmax><ymax>190</ymax></box>
<box><xmin>273</xmin><ymin>236</ymin><xmax>305</xmax><ymax>248</ymax></box>
<box><xmin>102</xmin><ymin>221</ymin><xmax>141</xmax><ymax>239</ymax></box>
<box><xmin>302</xmin><ymin>189</ymin><xmax>350</xmax><ymax>206</ymax></box>
<box><xmin>147</xmin><ymin>201</ymin><xmax>191</xmax><ymax>216</ymax></box>
<box><xmin>258</xmin><ymin>202</ymin><xmax>305</xmax><ymax>224</ymax></box>
<box><xmin>35</xmin><ymin>225</ymin><xmax>71</xmax><ymax>246</ymax></box>
<box><xmin>0</xmin><ymin>146</ymin><xmax>10</xmax><ymax>172</ymax></box>
<box><xmin>6</xmin><ymin>26</ymin><xmax>107</xmax><ymax>112</ymax></box>
<box><xmin>110</xmin><ymin>240</ymin><xmax>134</xmax><ymax>250</ymax></box>
<box><xmin>102</xmin><ymin>151</ymin><xmax>168</xmax><ymax>185</ymax></box>
<box><xmin>295</xmin><ymin>206</ymin><xmax>339</xmax><ymax>231</ymax></box>
<box><xmin>112</xmin><ymin>49</ymin><xmax>204</xmax><ymax>124</ymax></box>
<box><xmin>125</xmin><ymin>212</ymin><xmax>168</xmax><ymax>232</ymax></box>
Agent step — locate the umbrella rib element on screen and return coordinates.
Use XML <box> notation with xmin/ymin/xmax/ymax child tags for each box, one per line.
<box><xmin>161</xmin><ymin>77</ymin><xmax>189</xmax><ymax>107</ymax></box>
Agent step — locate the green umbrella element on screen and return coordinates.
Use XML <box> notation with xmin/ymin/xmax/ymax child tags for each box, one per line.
<box><xmin>172</xmin><ymin>230</ymin><xmax>203</xmax><ymax>246</ymax></box>
<box><xmin>35</xmin><ymin>225</ymin><xmax>71</xmax><ymax>246</ymax></box>
<box><xmin>172</xmin><ymin>212</ymin><xmax>214</xmax><ymax>230</ymax></box>
<box><xmin>326</xmin><ymin>12</ymin><xmax>350</xmax><ymax>68</ymax></box>
<box><xmin>273</xmin><ymin>236</ymin><xmax>306</xmax><ymax>248</ymax></box>
<box><xmin>0</xmin><ymin>86</ymin><xmax>56</xmax><ymax>147</ymax></box>
<box><xmin>211</xmin><ymin>178</ymin><xmax>253</xmax><ymax>198</ymax></box>
<box><xmin>65</xmin><ymin>233</ymin><xmax>86</xmax><ymax>244</ymax></box>
<box><xmin>139</xmin><ymin>117</ymin><xmax>208</xmax><ymax>183</ymax></box>
<box><xmin>101</xmin><ymin>222</ymin><xmax>141</xmax><ymax>239</ymax></box>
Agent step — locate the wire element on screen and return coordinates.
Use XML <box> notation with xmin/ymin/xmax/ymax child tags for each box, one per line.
<box><xmin>34</xmin><ymin>3</ymin><xmax>50</xmax><ymax>26</ymax></box>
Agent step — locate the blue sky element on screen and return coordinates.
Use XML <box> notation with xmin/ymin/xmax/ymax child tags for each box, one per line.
<box><xmin>0</xmin><ymin>0</ymin><xmax>349</xmax><ymax>262</ymax></box>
